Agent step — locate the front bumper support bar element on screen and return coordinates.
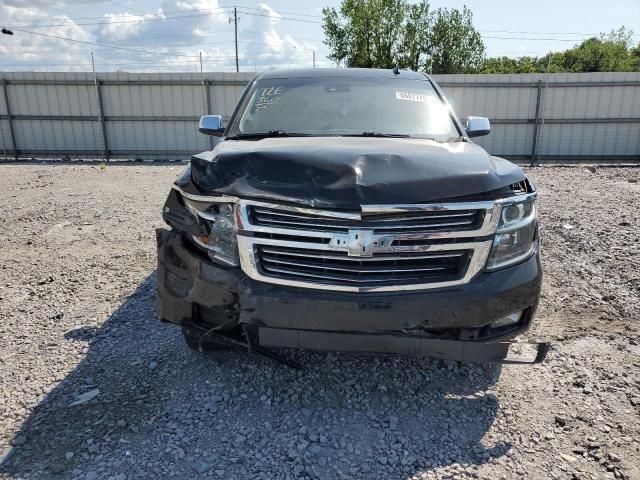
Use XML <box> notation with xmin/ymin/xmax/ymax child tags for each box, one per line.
<box><xmin>258</xmin><ymin>327</ymin><xmax>550</xmax><ymax>365</ymax></box>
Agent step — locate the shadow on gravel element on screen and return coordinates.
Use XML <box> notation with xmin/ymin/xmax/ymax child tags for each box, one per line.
<box><xmin>2</xmin><ymin>273</ymin><xmax>507</xmax><ymax>479</ymax></box>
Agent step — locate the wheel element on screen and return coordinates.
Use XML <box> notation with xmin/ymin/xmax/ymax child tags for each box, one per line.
<box><xmin>181</xmin><ymin>325</ymin><xmax>230</xmax><ymax>352</ymax></box>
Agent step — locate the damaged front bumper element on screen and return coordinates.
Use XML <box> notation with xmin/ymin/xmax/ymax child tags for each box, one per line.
<box><xmin>157</xmin><ymin>228</ymin><xmax>547</xmax><ymax>364</ymax></box>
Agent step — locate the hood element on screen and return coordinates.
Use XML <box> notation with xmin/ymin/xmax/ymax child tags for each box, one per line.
<box><xmin>186</xmin><ymin>137</ymin><xmax>525</xmax><ymax>209</ymax></box>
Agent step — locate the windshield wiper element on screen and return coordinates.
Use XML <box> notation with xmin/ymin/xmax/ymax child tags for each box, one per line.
<box><xmin>344</xmin><ymin>131</ymin><xmax>411</xmax><ymax>138</ymax></box>
<box><xmin>226</xmin><ymin>130</ymin><xmax>309</xmax><ymax>140</ymax></box>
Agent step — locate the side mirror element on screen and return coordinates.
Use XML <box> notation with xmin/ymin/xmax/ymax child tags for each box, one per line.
<box><xmin>199</xmin><ymin>115</ymin><xmax>225</xmax><ymax>136</ymax></box>
<box><xmin>465</xmin><ymin>116</ymin><xmax>491</xmax><ymax>138</ymax></box>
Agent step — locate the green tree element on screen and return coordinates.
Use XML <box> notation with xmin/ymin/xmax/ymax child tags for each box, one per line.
<box><xmin>480</xmin><ymin>56</ymin><xmax>538</xmax><ymax>74</ymax></box>
<box><xmin>429</xmin><ymin>6</ymin><xmax>485</xmax><ymax>74</ymax></box>
<box><xmin>400</xmin><ymin>1</ymin><xmax>432</xmax><ymax>71</ymax></box>
<box><xmin>632</xmin><ymin>42</ymin><xmax>640</xmax><ymax>70</ymax></box>
<box><xmin>558</xmin><ymin>33</ymin><xmax>633</xmax><ymax>72</ymax></box>
<box><xmin>481</xmin><ymin>26</ymin><xmax>639</xmax><ymax>74</ymax></box>
<box><xmin>322</xmin><ymin>0</ymin><xmax>406</xmax><ymax>69</ymax></box>
<box><xmin>322</xmin><ymin>0</ymin><xmax>485</xmax><ymax>73</ymax></box>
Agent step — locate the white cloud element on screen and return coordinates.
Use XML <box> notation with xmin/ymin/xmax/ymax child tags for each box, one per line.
<box><xmin>239</xmin><ymin>3</ymin><xmax>317</xmax><ymax>69</ymax></box>
<box><xmin>94</xmin><ymin>0</ymin><xmax>227</xmax><ymax>43</ymax></box>
<box><xmin>1</xmin><ymin>0</ymin><xmax>107</xmax><ymax>6</ymax></box>
<box><xmin>97</xmin><ymin>11</ymin><xmax>163</xmax><ymax>42</ymax></box>
<box><xmin>0</xmin><ymin>0</ymin><xmax>319</xmax><ymax>72</ymax></box>
<box><xmin>0</xmin><ymin>1</ymin><xmax>95</xmax><ymax>69</ymax></box>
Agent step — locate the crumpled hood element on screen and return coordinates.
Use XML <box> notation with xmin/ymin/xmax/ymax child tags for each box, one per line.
<box><xmin>186</xmin><ymin>137</ymin><xmax>525</xmax><ymax>209</ymax></box>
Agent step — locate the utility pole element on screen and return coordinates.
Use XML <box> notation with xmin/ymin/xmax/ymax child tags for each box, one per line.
<box><xmin>535</xmin><ymin>51</ymin><xmax>553</xmax><ymax>166</ymax></box>
<box><xmin>91</xmin><ymin>51</ymin><xmax>95</xmax><ymax>74</ymax></box>
<box><xmin>199</xmin><ymin>51</ymin><xmax>203</xmax><ymax>73</ymax></box>
<box><xmin>312</xmin><ymin>50</ymin><xmax>316</xmax><ymax>68</ymax></box>
<box><xmin>234</xmin><ymin>7</ymin><xmax>239</xmax><ymax>72</ymax></box>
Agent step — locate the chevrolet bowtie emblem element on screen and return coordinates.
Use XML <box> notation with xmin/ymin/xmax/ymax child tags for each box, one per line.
<box><xmin>328</xmin><ymin>229</ymin><xmax>379</xmax><ymax>257</ymax></box>
<box><xmin>346</xmin><ymin>229</ymin><xmax>374</xmax><ymax>257</ymax></box>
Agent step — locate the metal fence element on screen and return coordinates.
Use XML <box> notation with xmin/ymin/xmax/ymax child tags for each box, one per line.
<box><xmin>1</xmin><ymin>71</ymin><xmax>639</xmax><ymax>162</ymax></box>
<box><xmin>438</xmin><ymin>72</ymin><xmax>640</xmax><ymax>162</ymax></box>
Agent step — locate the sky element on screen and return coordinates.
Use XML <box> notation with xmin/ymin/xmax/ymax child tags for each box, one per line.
<box><xmin>0</xmin><ymin>0</ymin><xmax>639</xmax><ymax>72</ymax></box>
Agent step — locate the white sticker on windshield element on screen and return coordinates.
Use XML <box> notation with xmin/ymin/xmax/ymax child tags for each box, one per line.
<box><xmin>395</xmin><ymin>91</ymin><xmax>431</xmax><ymax>102</ymax></box>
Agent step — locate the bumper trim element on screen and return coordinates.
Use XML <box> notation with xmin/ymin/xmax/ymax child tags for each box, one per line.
<box><xmin>258</xmin><ymin>327</ymin><xmax>549</xmax><ymax>364</ymax></box>
<box><xmin>157</xmin><ymin>228</ymin><xmax>542</xmax><ymax>342</ymax></box>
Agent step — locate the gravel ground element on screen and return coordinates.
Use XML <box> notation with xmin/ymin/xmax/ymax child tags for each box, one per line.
<box><xmin>0</xmin><ymin>163</ymin><xmax>638</xmax><ymax>480</ymax></box>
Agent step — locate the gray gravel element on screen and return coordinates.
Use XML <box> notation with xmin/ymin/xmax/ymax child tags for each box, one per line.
<box><xmin>0</xmin><ymin>164</ymin><xmax>639</xmax><ymax>480</ymax></box>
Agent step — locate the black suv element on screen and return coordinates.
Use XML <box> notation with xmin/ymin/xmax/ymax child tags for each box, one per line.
<box><xmin>157</xmin><ymin>68</ymin><xmax>546</xmax><ymax>365</ymax></box>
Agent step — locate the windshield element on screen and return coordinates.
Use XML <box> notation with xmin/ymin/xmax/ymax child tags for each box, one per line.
<box><xmin>229</xmin><ymin>76</ymin><xmax>460</xmax><ymax>141</ymax></box>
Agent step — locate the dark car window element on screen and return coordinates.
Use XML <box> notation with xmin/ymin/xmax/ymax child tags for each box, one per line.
<box><xmin>229</xmin><ymin>76</ymin><xmax>460</xmax><ymax>141</ymax></box>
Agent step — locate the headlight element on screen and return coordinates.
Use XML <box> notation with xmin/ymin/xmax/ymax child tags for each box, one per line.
<box><xmin>485</xmin><ymin>197</ymin><xmax>538</xmax><ymax>271</ymax></box>
<box><xmin>183</xmin><ymin>198</ymin><xmax>239</xmax><ymax>267</ymax></box>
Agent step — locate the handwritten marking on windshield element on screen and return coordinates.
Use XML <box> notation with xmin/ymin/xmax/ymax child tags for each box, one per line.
<box><xmin>256</xmin><ymin>86</ymin><xmax>284</xmax><ymax>109</ymax></box>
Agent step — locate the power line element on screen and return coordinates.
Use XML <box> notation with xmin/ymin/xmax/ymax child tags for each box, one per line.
<box><xmin>486</xmin><ymin>51</ymin><xmax>546</xmax><ymax>55</ymax></box>
<box><xmin>7</xmin><ymin>4</ymin><xmax>322</xmax><ymax>30</ymax></box>
<box><xmin>1</xmin><ymin>29</ymin><xmax>237</xmax><ymax>48</ymax></box>
<box><xmin>5</xmin><ymin>39</ymin><xmax>330</xmax><ymax>56</ymax></box>
<box><xmin>2</xmin><ymin>48</ymin><xmax>325</xmax><ymax>63</ymax></box>
<box><xmin>480</xmin><ymin>29</ymin><xmax>639</xmax><ymax>37</ymax></box>
<box><xmin>237</xmin><ymin>6</ymin><xmax>323</xmax><ymax>19</ymax></box>
<box><xmin>8</xmin><ymin>8</ymin><xmax>145</xmax><ymax>23</ymax></box>
<box><xmin>483</xmin><ymin>35</ymin><xmax>614</xmax><ymax>42</ymax></box>
<box><xmin>1</xmin><ymin>61</ymin><xmax>192</xmax><ymax>67</ymax></box>
<box><xmin>6</xmin><ymin>5</ymin><xmax>235</xmax><ymax>27</ymax></box>
<box><xmin>9</xmin><ymin>6</ymin><xmax>635</xmax><ymax>72</ymax></box>
<box><xmin>8</xmin><ymin>8</ymin><xmax>233</xmax><ymax>29</ymax></box>
<box><xmin>6</xmin><ymin>34</ymin><xmax>237</xmax><ymax>54</ymax></box>
<box><xmin>237</xmin><ymin>40</ymin><xmax>324</xmax><ymax>51</ymax></box>
<box><xmin>0</xmin><ymin>57</ymin><xmax>320</xmax><ymax>69</ymax></box>
<box><xmin>107</xmin><ymin>0</ymin><xmax>148</xmax><ymax>16</ymax></box>
<box><xmin>4</xmin><ymin>29</ymin><xmax>603</xmax><ymax>69</ymax></box>
<box><xmin>85</xmin><ymin>29</ymin><xmax>236</xmax><ymax>45</ymax></box>
<box><xmin>237</xmin><ymin>10</ymin><xmax>323</xmax><ymax>25</ymax></box>
<box><xmin>7</xmin><ymin>28</ymin><xmax>199</xmax><ymax>58</ymax></box>
<box><xmin>6</xmin><ymin>1</ymin><xmax>637</xmax><ymax>39</ymax></box>
<box><xmin>238</xmin><ymin>9</ymin><xmax>637</xmax><ymax>39</ymax></box>
<box><xmin>238</xmin><ymin>8</ymin><xmax>638</xmax><ymax>37</ymax></box>
<box><xmin>240</xmin><ymin>29</ymin><xmax>324</xmax><ymax>44</ymax></box>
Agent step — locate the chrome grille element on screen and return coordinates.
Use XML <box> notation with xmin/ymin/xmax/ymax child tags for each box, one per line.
<box><xmin>249</xmin><ymin>205</ymin><xmax>483</xmax><ymax>233</ymax></box>
<box><xmin>235</xmin><ymin>198</ymin><xmax>511</xmax><ymax>292</ymax></box>
<box><xmin>258</xmin><ymin>246</ymin><xmax>469</xmax><ymax>287</ymax></box>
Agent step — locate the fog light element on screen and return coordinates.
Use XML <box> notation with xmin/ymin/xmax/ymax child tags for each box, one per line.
<box><xmin>491</xmin><ymin>311</ymin><xmax>523</xmax><ymax>329</ymax></box>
